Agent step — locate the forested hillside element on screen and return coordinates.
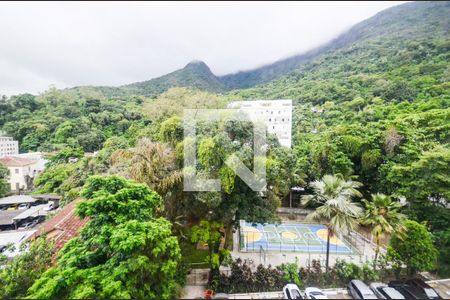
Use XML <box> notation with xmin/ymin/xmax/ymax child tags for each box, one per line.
<box><xmin>222</xmin><ymin>2</ymin><xmax>450</xmax><ymax>89</ymax></box>
<box><xmin>224</xmin><ymin>0</ymin><xmax>450</xmax><ymax>275</ymax></box>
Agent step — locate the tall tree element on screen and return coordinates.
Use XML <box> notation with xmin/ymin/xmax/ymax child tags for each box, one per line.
<box><xmin>302</xmin><ymin>174</ymin><xmax>364</xmax><ymax>272</ymax></box>
<box><xmin>27</xmin><ymin>176</ymin><xmax>182</xmax><ymax>299</ymax></box>
<box><xmin>361</xmin><ymin>193</ymin><xmax>406</xmax><ymax>269</ymax></box>
<box><xmin>111</xmin><ymin>138</ymin><xmax>182</xmax><ymax>196</ymax></box>
<box><xmin>0</xmin><ymin>164</ymin><xmax>9</xmax><ymax>197</ymax></box>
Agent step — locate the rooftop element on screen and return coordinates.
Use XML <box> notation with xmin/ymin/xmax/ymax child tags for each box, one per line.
<box><xmin>33</xmin><ymin>194</ymin><xmax>61</xmax><ymax>201</ymax></box>
<box><xmin>0</xmin><ymin>210</ymin><xmax>22</xmax><ymax>226</ymax></box>
<box><xmin>0</xmin><ymin>156</ymin><xmax>36</xmax><ymax>167</ymax></box>
<box><xmin>12</xmin><ymin>204</ymin><xmax>50</xmax><ymax>221</ymax></box>
<box><xmin>0</xmin><ymin>195</ymin><xmax>38</xmax><ymax>205</ymax></box>
<box><xmin>30</xmin><ymin>198</ymin><xmax>89</xmax><ymax>252</ymax></box>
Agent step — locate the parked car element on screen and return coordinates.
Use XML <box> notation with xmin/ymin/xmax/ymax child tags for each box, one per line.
<box><xmin>406</xmin><ymin>279</ymin><xmax>441</xmax><ymax>299</ymax></box>
<box><xmin>18</xmin><ymin>219</ymin><xmax>39</xmax><ymax>230</ymax></box>
<box><xmin>389</xmin><ymin>281</ymin><xmax>427</xmax><ymax>299</ymax></box>
<box><xmin>18</xmin><ymin>203</ymin><xmax>30</xmax><ymax>210</ymax></box>
<box><xmin>347</xmin><ymin>280</ymin><xmax>378</xmax><ymax>299</ymax></box>
<box><xmin>305</xmin><ymin>287</ymin><xmax>327</xmax><ymax>299</ymax></box>
<box><xmin>283</xmin><ymin>284</ymin><xmax>304</xmax><ymax>299</ymax></box>
<box><xmin>44</xmin><ymin>203</ymin><xmax>55</xmax><ymax>211</ymax></box>
<box><xmin>370</xmin><ymin>282</ymin><xmax>405</xmax><ymax>299</ymax></box>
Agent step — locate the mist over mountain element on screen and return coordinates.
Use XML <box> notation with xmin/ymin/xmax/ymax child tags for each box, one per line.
<box><xmin>64</xmin><ymin>1</ymin><xmax>449</xmax><ymax>98</ymax></box>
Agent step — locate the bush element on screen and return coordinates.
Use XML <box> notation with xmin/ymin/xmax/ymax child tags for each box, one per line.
<box><xmin>217</xmin><ymin>258</ymin><xmax>389</xmax><ymax>294</ymax></box>
<box><xmin>334</xmin><ymin>259</ymin><xmax>379</xmax><ymax>285</ymax></box>
<box><xmin>299</xmin><ymin>260</ymin><xmax>327</xmax><ymax>287</ymax></box>
<box><xmin>216</xmin><ymin>258</ymin><xmax>290</xmax><ymax>293</ymax></box>
<box><xmin>278</xmin><ymin>259</ymin><xmax>302</xmax><ymax>286</ymax></box>
<box><xmin>390</xmin><ymin>220</ymin><xmax>438</xmax><ymax>275</ymax></box>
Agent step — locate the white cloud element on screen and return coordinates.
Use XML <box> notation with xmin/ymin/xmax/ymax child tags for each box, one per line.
<box><xmin>0</xmin><ymin>1</ymin><xmax>407</xmax><ymax>95</ymax></box>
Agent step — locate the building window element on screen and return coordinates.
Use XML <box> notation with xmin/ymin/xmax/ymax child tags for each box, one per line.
<box><xmin>15</xmin><ymin>168</ymin><xmax>19</xmax><ymax>174</ymax></box>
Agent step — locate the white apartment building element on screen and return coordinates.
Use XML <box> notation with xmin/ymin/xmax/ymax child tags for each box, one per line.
<box><xmin>0</xmin><ymin>136</ymin><xmax>19</xmax><ymax>158</ymax></box>
<box><xmin>0</xmin><ymin>157</ymin><xmax>40</xmax><ymax>192</ymax></box>
<box><xmin>227</xmin><ymin>100</ymin><xmax>292</xmax><ymax>148</ymax></box>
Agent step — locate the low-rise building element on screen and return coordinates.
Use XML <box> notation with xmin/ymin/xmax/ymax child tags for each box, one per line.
<box><xmin>0</xmin><ymin>136</ymin><xmax>19</xmax><ymax>158</ymax></box>
<box><xmin>15</xmin><ymin>152</ymin><xmax>47</xmax><ymax>173</ymax></box>
<box><xmin>0</xmin><ymin>157</ymin><xmax>40</xmax><ymax>192</ymax></box>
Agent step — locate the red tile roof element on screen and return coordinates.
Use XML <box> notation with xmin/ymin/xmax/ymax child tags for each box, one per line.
<box><xmin>29</xmin><ymin>198</ymin><xmax>89</xmax><ymax>253</ymax></box>
<box><xmin>0</xmin><ymin>156</ymin><xmax>36</xmax><ymax>167</ymax></box>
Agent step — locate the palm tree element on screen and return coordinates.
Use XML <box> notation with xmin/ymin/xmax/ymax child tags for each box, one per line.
<box><xmin>302</xmin><ymin>174</ymin><xmax>364</xmax><ymax>272</ymax></box>
<box><xmin>111</xmin><ymin>138</ymin><xmax>182</xmax><ymax>196</ymax></box>
<box><xmin>361</xmin><ymin>193</ymin><xmax>406</xmax><ymax>270</ymax></box>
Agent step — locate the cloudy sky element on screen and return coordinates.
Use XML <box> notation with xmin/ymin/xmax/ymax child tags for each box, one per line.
<box><xmin>0</xmin><ymin>1</ymin><xmax>407</xmax><ymax>95</ymax></box>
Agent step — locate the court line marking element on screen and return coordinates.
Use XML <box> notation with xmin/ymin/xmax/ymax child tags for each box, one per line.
<box><xmin>241</xmin><ymin>222</ymin><xmax>354</xmax><ymax>254</ymax></box>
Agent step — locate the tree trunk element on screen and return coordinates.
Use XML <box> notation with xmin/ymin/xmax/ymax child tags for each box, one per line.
<box><xmin>224</xmin><ymin>222</ymin><xmax>233</xmax><ymax>249</ymax></box>
<box><xmin>326</xmin><ymin>227</ymin><xmax>331</xmax><ymax>273</ymax></box>
<box><xmin>209</xmin><ymin>247</ymin><xmax>213</xmax><ymax>271</ymax></box>
<box><xmin>373</xmin><ymin>236</ymin><xmax>380</xmax><ymax>271</ymax></box>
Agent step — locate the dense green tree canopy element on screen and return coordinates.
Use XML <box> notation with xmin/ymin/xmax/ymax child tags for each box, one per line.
<box><xmin>27</xmin><ymin>176</ymin><xmax>182</xmax><ymax>299</ymax></box>
<box><xmin>0</xmin><ymin>237</ymin><xmax>54</xmax><ymax>299</ymax></box>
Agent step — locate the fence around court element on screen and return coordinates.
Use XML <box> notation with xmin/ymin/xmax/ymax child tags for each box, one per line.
<box><xmin>239</xmin><ymin>223</ymin><xmax>371</xmax><ymax>258</ymax></box>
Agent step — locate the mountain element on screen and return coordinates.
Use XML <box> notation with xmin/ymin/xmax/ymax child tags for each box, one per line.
<box><xmin>228</xmin><ymin>1</ymin><xmax>449</xmax><ymax>103</ymax></box>
<box><xmin>220</xmin><ymin>1</ymin><xmax>450</xmax><ymax>90</ymax></box>
<box><xmin>68</xmin><ymin>60</ymin><xmax>224</xmax><ymax>98</ymax></box>
<box><xmin>121</xmin><ymin>60</ymin><xmax>225</xmax><ymax>97</ymax></box>
<box><xmin>68</xmin><ymin>1</ymin><xmax>449</xmax><ymax>98</ymax></box>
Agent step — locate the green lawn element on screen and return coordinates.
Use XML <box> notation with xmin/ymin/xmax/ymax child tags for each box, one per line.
<box><xmin>180</xmin><ymin>241</ymin><xmax>209</xmax><ymax>268</ymax></box>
